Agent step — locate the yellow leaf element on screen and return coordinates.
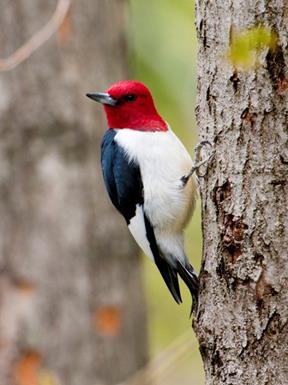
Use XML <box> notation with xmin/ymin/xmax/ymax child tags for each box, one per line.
<box><xmin>39</xmin><ymin>370</ymin><xmax>60</xmax><ymax>385</ymax></box>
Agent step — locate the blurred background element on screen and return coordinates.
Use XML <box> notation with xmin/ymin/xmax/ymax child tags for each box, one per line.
<box><xmin>0</xmin><ymin>0</ymin><xmax>204</xmax><ymax>384</ymax></box>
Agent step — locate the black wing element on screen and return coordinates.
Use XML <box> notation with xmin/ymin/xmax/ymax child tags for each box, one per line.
<box><xmin>101</xmin><ymin>129</ymin><xmax>182</xmax><ymax>304</ymax></box>
<box><xmin>101</xmin><ymin>129</ymin><xmax>143</xmax><ymax>224</ymax></box>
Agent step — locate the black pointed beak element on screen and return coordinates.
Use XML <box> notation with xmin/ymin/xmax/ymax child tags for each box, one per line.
<box><xmin>86</xmin><ymin>92</ymin><xmax>117</xmax><ymax>106</ymax></box>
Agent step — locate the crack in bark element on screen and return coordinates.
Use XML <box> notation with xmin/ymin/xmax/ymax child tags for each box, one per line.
<box><xmin>266</xmin><ymin>43</ymin><xmax>287</xmax><ymax>92</ymax></box>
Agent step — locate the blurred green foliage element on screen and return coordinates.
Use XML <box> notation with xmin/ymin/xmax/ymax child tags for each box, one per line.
<box><xmin>129</xmin><ymin>0</ymin><xmax>198</xmax><ymax>145</ymax></box>
<box><xmin>129</xmin><ymin>1</ymin><xmax>204</xmax><ymax>383</ymax></box>
<box><xmin>227</xmin><ymin>26</ymin><xmax>277</xmax><ymax>70</ymax></box>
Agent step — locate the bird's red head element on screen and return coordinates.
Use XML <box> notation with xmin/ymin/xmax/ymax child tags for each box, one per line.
<box><xmin>87</xmin><ymin>80</ymin><xmax>167</xmax><ymax>131</ymax></box>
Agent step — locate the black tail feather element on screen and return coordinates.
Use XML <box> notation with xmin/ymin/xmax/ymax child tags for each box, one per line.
<box><xmin>176</xmin><ymin>260</ymin><xmax>199</xmax><ymax>316</ymax></box>
<box><xmin>155</xmin><ymin>257</ymin><xmax>182</xmax><ymax>304</ymax></box>
<box><xmin>143</xmin><ymin>213</ymin><xmax>182</xmax><ymax>304</ymax></box>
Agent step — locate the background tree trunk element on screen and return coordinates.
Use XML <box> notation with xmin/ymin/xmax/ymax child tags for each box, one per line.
<box><xmin>194</xmin><ymin>1</ymin><xmax>288</xmax><ymax>384</ymax></box>
<box><xmin>0</xmin><ymin>1</ymin><xmax>147</xmax><ymax>385</ymax></box>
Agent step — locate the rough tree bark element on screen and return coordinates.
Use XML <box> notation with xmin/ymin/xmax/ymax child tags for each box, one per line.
<box><xmin>0</xmin><ymin>1</ymin><xmax>147</xmax><ymax>385</ymax></box>
<box><xmin>194</xmin><ymin>1</ymin><xmax>288</xmax><ymax>384</ymax></box>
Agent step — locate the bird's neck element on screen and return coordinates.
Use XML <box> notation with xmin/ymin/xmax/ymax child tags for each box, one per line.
<box><xmin>105</xmin><ymin>111</ymin><xmax>168</xmax><ymax>132</ymax></box>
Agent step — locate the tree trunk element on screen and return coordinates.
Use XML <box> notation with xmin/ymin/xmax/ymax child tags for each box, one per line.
<box><xmin>194</xmin><ymin>1</ymin><xmax>288</xmax><ymax>384</ymax></box>
<box><xmin>0</xmin><ymin>1</ymin><xmax>147</xmax><ymax>385</ymax></box>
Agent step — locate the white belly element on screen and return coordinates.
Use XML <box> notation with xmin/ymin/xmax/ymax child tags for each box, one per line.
<box><xmin>115</xmin><ymin>128</ymin><xmax>198</xmax><ymax>232</ymax></box>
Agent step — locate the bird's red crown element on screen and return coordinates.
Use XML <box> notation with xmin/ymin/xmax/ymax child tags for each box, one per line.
<box><xmin>104</xmin><ymin>80</ymin><xmax>167</xmax><ymax>131</ymax></box>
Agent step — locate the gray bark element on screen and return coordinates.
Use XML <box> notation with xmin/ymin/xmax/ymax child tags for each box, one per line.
<box><xmin>0</xmin><ymin>1</ymin><xmax>147</xmax><ymax>385</ymax></box>
<box><xmin>194</xmin><ymin>1</ymin><xmax>288</xmax><ymax>384</ymax></box>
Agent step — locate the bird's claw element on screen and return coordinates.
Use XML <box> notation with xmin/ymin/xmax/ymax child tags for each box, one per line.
<box><xmin>189</xmin><ymin>140</ymin><xmax>214</xmax><ymax>178</ymax></box>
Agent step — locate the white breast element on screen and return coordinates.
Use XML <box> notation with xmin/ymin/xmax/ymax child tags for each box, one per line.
<box><xmin>115</xmin><ymin>128</ymin><xmax>198</xmax><ymax>232</ymax></box>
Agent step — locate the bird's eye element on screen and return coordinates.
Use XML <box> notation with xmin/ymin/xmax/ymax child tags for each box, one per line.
<box><xmin>124</xmin><ymin>94</ymin><xmax>137</xmax><ymax>102</ymax></box>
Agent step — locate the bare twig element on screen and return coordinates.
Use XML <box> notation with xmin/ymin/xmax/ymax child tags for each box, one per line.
<box><xmin>0</xmin><ymin>0</ymin><xmax>71</xmax><ymax>72</ymax></box>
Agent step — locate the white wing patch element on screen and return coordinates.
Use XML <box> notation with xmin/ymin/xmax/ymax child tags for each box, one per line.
<box><xmin>128</xmin><ymin>204</ymin><xmax>154</xmax><ymax>261</ymax></box>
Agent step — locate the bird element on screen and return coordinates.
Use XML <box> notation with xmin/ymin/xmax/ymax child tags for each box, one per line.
<box><xmin>87</xmin><ymin>80</ymin><xmax>199</xmax><ymax>313</ymax></box>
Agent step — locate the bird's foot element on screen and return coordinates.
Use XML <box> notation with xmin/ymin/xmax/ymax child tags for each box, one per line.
<box><xmin>189</xmin><ymin>140</ymin><xmax>214</xmax><ymax>178</ymax></box>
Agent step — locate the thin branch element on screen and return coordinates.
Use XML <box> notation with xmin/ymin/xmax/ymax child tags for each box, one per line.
<box><xmin>0</xmin><ymin>0</ymin><xmax>71</xmax><ymax>72</ymax></box>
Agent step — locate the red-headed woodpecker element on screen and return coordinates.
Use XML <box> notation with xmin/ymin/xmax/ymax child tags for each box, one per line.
<box><xmin>87</xmin><ymin>80</ymin><xmax>199</xmax><ymax>312</ymax></box>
